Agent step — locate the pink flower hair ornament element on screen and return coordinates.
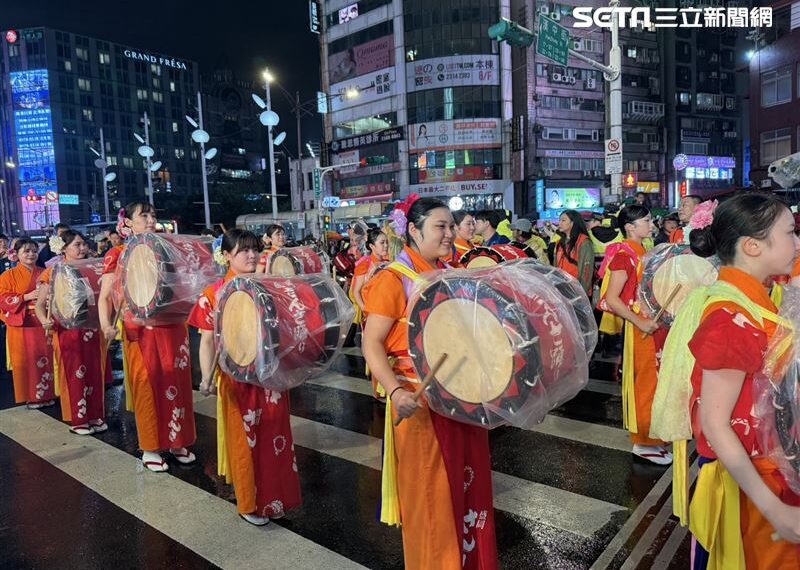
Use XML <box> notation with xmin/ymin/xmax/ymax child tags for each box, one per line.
<box><xmin>689</xmin><ymin>199</ymin><xmax>718</xmax><ymax>231</ymax></box>
<box><xmin>116</xmin><ymin>208</ymin><xmax>133</xmax><ymax>239</ymax></box>
<box><xmin>388</xmin><ymin>194</ymin><xmax>421</xmax><ymax>235</ymax></box>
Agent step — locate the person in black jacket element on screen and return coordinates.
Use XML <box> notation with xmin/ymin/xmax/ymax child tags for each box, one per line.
<box><xmin>36</xmin><ymin>223</ymin><xmax>69</xmax><ymax>268</ymax></box>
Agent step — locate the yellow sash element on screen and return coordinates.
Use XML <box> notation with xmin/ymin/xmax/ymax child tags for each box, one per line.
<box><xmin>689</xmin><ymin>460</ymin><xmax>745</xmax><ymax>570</ymax></box>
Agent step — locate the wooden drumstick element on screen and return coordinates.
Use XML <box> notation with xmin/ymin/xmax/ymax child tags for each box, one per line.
<box><xmin>394</xmin><ymin>353</ymin><xmax>449</xmax><ymax>427</ymax></box>
<box><xmin>641</xmin><ymin>284</ymin><xmax>683</xmax><ymax>339</ymax></box>
<box><xmin>45</xmin><ymin>288</ymin><xmax>53</xmax><ymax>346</ymax></box>
<box><xmin>106</xmin><ymin>303</ymin><xmax>125</xmax><ymax>351</ymax></box>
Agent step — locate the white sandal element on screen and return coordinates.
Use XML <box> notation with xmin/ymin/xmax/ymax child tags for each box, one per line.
<box><xmin>169</xmin><ymin>448</ymin><xmax>196</xmax><ymax>465</ymax></box>
<box><xmin>70</xmin><ymin>424</ymin><xmax>94</xmax><ymax>436</ymax></box>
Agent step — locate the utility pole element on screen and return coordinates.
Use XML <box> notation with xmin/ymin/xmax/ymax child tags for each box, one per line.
<box><xmin>144</xmin><ymin>111</ymin><xmax>153</xmax><ymax>205</ymax></box>
<box><xmin>197</xmin><ymin>91</ymin><xmax>211</xmax><ymax>229</ymax></box>
<box><xmin>265</xmin><ymin>74</ymin><xmax>279</xmax><ymax>219</ymax></box>
<box><xmin>99</xmin><ymin>127</ymin><xmax>110</xmax><ymax>221</ymax></box>
<box><xmin>296</xmin><ymin>90</ymin><xmax>304</xmax><ymax>214</ymax></box>
<box><xmin>608</xmin><ymin>0</ymin><xmax>622</xmax><ymax>198</ymax></box>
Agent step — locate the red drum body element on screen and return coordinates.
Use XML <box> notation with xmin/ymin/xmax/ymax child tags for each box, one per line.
<box><xmin>458</xmin><ymin>244</ymin><xmax>528</xmax><ymax>269</ymax></box>
<box><xmin>51</xmin><ymin>258</ymin><xmax>105</xmax><ymax>329</ymax></box>
<box><xmin>267</xmin><ymin>246</ymin><xmax>328</xmax><ymax>276</ymax></box>
<box><xmin>216</xmin><ymin>273</ymin><xmax>354</xmax><ymax>391</ymax></box>
<box><xmin>120</xmin><ymin>233</ymin><xmax>219</xmax><ymax>325</ymax></box>
<box><xmin>507</xmin><ymin>241</ymin><xmax>540</xmax><ymax>259</ymax></box>
<box><xmin>408</xmin><ymin>263</ymin><xmax>589</xmax><ymax>429</ymax></box>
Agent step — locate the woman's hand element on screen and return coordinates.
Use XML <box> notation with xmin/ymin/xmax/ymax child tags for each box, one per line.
<box><xmin>199</xmin><ymin>376</ymin><xmax>217</xmax><ymax>396</ymax></box>
<box><xmin>41</xmin><ymin>318</ymin><xmax>53</xmax><ymax>330</ymax></box>
<box><xmin>392</xmin><ymin>389</ymin><xmax>422</xmax><ymax>419</ymax></box>
<box><xmin>103</xmin><ymin>326</ymin><xmax>118</xmax><ymax>341</ymax></box>
<box><xmin>24</xmin><ymin>290</ymin><xmax>39</xmax><ymax>301</ymax></box>
<box><xmin>636</xmin><ymin>316</ymin><xmax>659</xmax><ymax>335</ymax></box>
<box><xmin>766</xmin><ymin>502</ymin><xmax>800</xmax><ymax>543</ymax></box>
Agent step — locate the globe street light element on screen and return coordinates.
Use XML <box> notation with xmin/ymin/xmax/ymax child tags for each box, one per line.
<box><xmin>252</xmin><ymin>67</ymin><xmax>280</xmax><ymax>219</ymax></box>
<box><xmin>186</xmin><ymin>91</ymin><xmax>217</xmax><ymax>230</ymax></box>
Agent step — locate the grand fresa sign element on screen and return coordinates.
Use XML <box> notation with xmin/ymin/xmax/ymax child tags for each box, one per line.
<box><xmin>123</xmin><ymin>49</ymin><xmax>188</xmax><ymax>70</ymax></box>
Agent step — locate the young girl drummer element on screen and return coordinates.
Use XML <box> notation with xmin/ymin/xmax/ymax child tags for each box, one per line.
<box><xmin>189</xmin><ymin>229</ymin><xmax>301</xmax><ymax>526</ymax></box>
<box><xmin>35</xmin><ymin>231</ymin><xmax>111</xmax><ymax>434</ymax></box>
<box><xmin>600</xmin><ymin>205</ymin><xmax>671</xmax><ymax>465</ymax></box>
<box><xmin>685</xmin><ymin>194</ymin><xmax>800</xmax><ymax>568</ymax></box>
<box><xmin>362</xmin><ymin>197</ymin><xmax>497</xmax><ymax>570</ymax></box>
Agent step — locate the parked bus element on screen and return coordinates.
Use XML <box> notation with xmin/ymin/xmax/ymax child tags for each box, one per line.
<box><xmin>71</xmin><ymin>219</ymin><xmax>179</xmax><ymax>239</ymax></box>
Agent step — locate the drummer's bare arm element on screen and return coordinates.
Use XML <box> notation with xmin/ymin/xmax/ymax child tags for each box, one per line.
<box><xmin>34</xmin><ymin>282</ymin><xmax>51</xmax><ymax>328</ymax></box>
<box><xmin>198</xmin><ymin>330</ymin><xmax>217</xmax><ymax>395</ymax></box>
<box><xmin>362</xmin><ymin>315</ymin><xmax>421</xmax><ymax>419</ymax></box>
<box><xmin>352</xmin><ymin>275</ymin><xmax>367</xmax><ymax>311</ymax></box>
<box><xmin>605</xmin><ymin>269</ymin><xmax>658</xmax><ymax>334</ymax></box>
<box><xmin>98</xmin><ymin>275</ymin><xmax>116</xmax><ymax>340</ymax></box>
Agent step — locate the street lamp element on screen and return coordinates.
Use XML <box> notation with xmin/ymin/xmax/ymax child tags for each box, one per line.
<box><xmin>252</xmin><ymin>67</ymin><xmax>285</xmax><ymax>220</ymax></box>
<box><xmin>5</xmin><ymin>160</ymin><xmax>15</xmax><ymax>169</ymax></box>
<box><xmin>132</xmin><ymin>112</ymin><xmax>160</xmax><ymax>205</ymax></box>
<box><xmin>89</xmin><ymin>128</ymin><xmax>117</xmax><ymax>221</ymax></box>
<box><xmin>186</xmin><ymin>91</ymin><xmax>218</xmax><ymax>230</ymax></box>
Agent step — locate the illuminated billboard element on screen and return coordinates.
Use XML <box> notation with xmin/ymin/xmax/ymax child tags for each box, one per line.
<box><xmin>10</xmin><ymin>69</ymin><xmax>60</xmax><ymax>230</ymax></box>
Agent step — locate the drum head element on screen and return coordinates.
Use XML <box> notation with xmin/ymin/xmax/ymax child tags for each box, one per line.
<box><xmin>423</xmin><ymin>299</ymin><xmax>514</xmax><ymax>403</ymax></box>
<box><xmin>466</xmin><ymin>256</ymin><xmax>500</xmax><ymax>269</ymax></box>
<box><xmin>271</xmin><ymin>255</ymin><xmax>298</xmax><ymax>276</ymax></box>
<box><xmin>221</xmin><ymin>291</ymin><xmax>259</xmax><ymax>367</ymax></box>
<box><xmin>53</xmin><ymin>271</ymin><xmax>80</xmax><ymax>320</ymax></box>
<box><xmin>126</xmin><ymin>245</ymin><xmax>159</xmax><ymax>308</ymax></box>
<box><xmin>652</xmin><ymin>255</ymin><xmax>717</xmax><ymax>316</ymax></box>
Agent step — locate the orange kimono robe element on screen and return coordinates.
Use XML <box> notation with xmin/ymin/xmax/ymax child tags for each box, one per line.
<box><xmin>187</xmin><ymin>273</ymin><xmax>301</xmax><ymax>517</ymax></box>
<box><xmin>356</xmin><ymin>253</ymin><xmax>386</xmax><ymax>398</ymax></box>
<box><xmin>448</xmin><ymin>237</ymin><xmax>474</xmax><ymax>266</ymax></box>
<box><xmin>257</xmin><ymin>245</ymin><xmax>280</xmax><ymax>272</ymax></box>
<box><xmin>688</xmin><ymin>268</ymin><xmax>800</xmax><ymax>569</ymax></box>
<box><xmin>103</xmin><ymin>245</ymin><xmax>196</xmax><ymax>452</ymax></box>
<box><xmin>606</xmin><ymin>240</ymin><xmax>666</xmax><ymax>446</ymax></box>
<box><xmin>0</xmin><ymin>264</ymin><xmax>56</xmax><ymax>404</ymax></box>
<box><xmin>669</xmin><ymin>227</ymin><xmax>685</xmax><ymax>244</ymax></box>
<box><xmin>39</xmin><ymin>267</ymin><xmax>110</xmax><ymax>425</ymax></box>
<box><xmin>363</xmin><ymin>246</ymin><xmax>497</xmax><ymax>570</ymax></box>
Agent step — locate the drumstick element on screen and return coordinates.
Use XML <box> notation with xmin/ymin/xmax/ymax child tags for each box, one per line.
<box><xmin>45</xmin><ymin>288</ymin><xmax>53</xmax><ymax>346</ymax></box>
<box><xmin>641</xmin><ymin>283</ymin><xmax>683</xmax><ymax>339</ymax></box>
<box><xmin>106</xmin><ymin>304</ymin><xmax>124</xmax><ymax>351</ymax></box>
<box><xmin>394</xmin><ymin>353</ymin><xmax>449</xmax><ymax>426</ymax></box>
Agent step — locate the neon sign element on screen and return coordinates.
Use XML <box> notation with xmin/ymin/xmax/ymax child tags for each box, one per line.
<box><xmin>10</xmin><ymin>69</ymin><xmax>60</xmax><ymax>230</ymax></box>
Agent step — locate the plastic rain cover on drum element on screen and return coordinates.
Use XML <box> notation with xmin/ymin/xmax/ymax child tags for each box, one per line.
<box><xmin>637</xmin><ymin>244</ymin><xmax>720</xmax><ymax>326</ymax></box>
<box><xmin>407</xmin><ymin>262</ymin><xmax>592</xmax><ymax>429</ymax></box>
<box><xmin>267</xmin><ymin>245</ymin><xmax>330</xmax><ymax>277</ymax></box>
<box><xmin>214</xmin><ymin>272</ymin><xmax>354</xmax><ymax>391</ymax></box>
<box><xmin>120</xmin><ymin>233</ymin><xmax>222</xmax><ymax>325</ymax></box>
<box><xmin>755</xmin><ymin>285</ymin><xmax>800</xmax><ymax>495</ymax></box>
<box><xmin>51</xmin><ymin>258</ymin><xmax>105</xmax><ymax>329</ymax></box>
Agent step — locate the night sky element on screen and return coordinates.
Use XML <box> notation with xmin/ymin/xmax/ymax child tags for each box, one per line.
<box><xmin>2</xmin><ymin>0</ymin><xmax>324</xmax><ymax>145</ymax></box>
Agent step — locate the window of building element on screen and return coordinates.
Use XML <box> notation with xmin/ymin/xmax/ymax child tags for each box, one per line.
<box><xmin>153</xmin><ymin>77</ymin><xmax>161</xmax><ymax>89</ymax></box>
<box><xmin>760</xmin><ymin>128</ymin><xmax>791</xmax><ymax>166</ymax></box>
<box><xmin>151</xmin><ymin>64</ymin><xmax>162</xmax><ymax>76</ymax></box>
<box><xmin>174</xmin><ymin>148</ymin><xmax>185</xmax><ymax>159</ymax></box>
<box><xmin>761</xmin><ymin>67</ymin><xmax>793</xmax><ymax>107</ymax></box>
<box><xmin>136</xmin><ymin>89</ymin><xmax>148</xmax><ymax>101</ymax></box>
<box><xmin>99</xmin><ymin>52</ymin><xmax>110</xmax><ymax>65</ymax></box>
<box><xmin>76</xmin><ymin>47</ymin><xmax>89</xmax><ymax>61</ymax></box>
<box><xmin>82</xmin><ymin>108</ymin><xmax>93</xmax><ymax>121</ymax></box>
<box><xmin>63</xmin><ymin>60</ymin><xmax>72</xmax><ymax>72</ymax></box>
<box><xmin>172</xmin><ymin>121</ymin><xmax>179</xmax><ymax>134</ymax></box>
<box><xmin>123</xmin><ymin>157</ymin><xmax>134</xmax><ymax>169</ymax></box>
<box><xmin>626</xmin><ymin>47</ymin><xmax>638</xmax><ymax>59</ymax></box>
<box><xmin>78</xmin><ymin>78</ymin><xmax>91</xmax><ymax>91</ymax></box>
<box><xmin>153</xmin><ymin>92</ymin><xmax>163</xmax><ymax>103</ymax></box>
<box><xmin>169</xmin><ymin>81</ymin><xmax>176</xmax><ymax>92</ymax></box>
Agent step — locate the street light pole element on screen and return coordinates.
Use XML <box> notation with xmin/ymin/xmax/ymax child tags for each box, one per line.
<box><xmin>265</xmin><ymin>72</ymin><xmax>279</xmax><ymax>219</ymax></box>
<box><xmin>296</xmin><ymin>90</ymin><xmax>304</xmax><ymax>214</ymax></box>
<box><xmin>197</xmin><ymin>91</ymin><xmax>211</xmax><ymax>229</ymax></box>
<box><xmin>144</xmin><ymin>111</ymin><xmax>154</xmax><ymax>205</ymax></box>
<box><xmin>608</xmin><ymin>0</ymin><xmax>622</xmax><ymax>198</ymax></box>
<box><xmin>99</xmin><ymin>127</ymin><xmax>110</xmax><ymax>221</ymax></box>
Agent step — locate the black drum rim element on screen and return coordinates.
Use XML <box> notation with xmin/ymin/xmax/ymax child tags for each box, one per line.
<box><xmin>409</xmin><ymin>276</ymin><xmax>543</xmax><ymax>427</ymax></box>
<box><xmin>268</xmin><ymin>250</ymin><xmax>304</xmax><ymax>275</ymax></box>
<box><xmin>458</xmin><ymin>246</ymin><xmax>504</xmax><ymax>267</ymax></box>
<box><xmin>121</xmin><ymin>233</ymin><xmax>175</xmax><ymax>321</ymax></box>
<box><xmin>307</xmin><ymin>275</ymin><xmax>343</xmax><ymax>366</ymax></box>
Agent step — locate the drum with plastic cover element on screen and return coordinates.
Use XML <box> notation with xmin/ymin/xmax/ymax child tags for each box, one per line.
<box><xmin>120</xmin><ymin>233</ymin><xmax>220</xmax><ymax>325</ymax></box>
<box><xmin>458</xmin><ymin>244</ymin><xmax>528</xmax><ymax>269</ymax></box>
<box><xmin>267</xmin><ymin>246</ymin><xmax>329</xmax><ymax>277</ymax></box>
<box><xmin>407</xmin><ymin>262</ymin><xmax>591</xmax><ymax>429</ymax></box>
<box><xmin>215</xmin><ymin>273</ymin><xmax>354</xmax><ymax>391</ymax></box>
<box><xmin>51</xmin><ymin>258</ymin><xmax>105</xmax><ymax>329</ymax></box>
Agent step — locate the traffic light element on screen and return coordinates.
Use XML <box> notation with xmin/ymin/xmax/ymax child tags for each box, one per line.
<box><xmin>323</xmin><ymin>215</ymin><xmax>331</xmax><ymax>231</ymax></box>
<box><xmin>488</xmin><ymin>18</ymin><xmax>535</xmax><ymax>48</ymax></box>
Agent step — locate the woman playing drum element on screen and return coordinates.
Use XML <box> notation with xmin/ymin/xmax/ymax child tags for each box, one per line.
<box><xmin>35</xmin><ymin>231</ymin><xmax>110</xmax><ymax>435</ymax></box>
<box><xmin>255</xmin><ymin>224</ymin><xmax>286</xmax><ymax>273</ymax></box>
<box><xmin>362</xmin><ymin>197</ymin><xmax>497</xmax><ymax>570</ymax></box>
<box><xmin>190</xmin><ymin>229</ymin><xmax>301</xmax><ymax>526</ymax></box>
<box><xmin>0</xmin><ymin>238</ymin><xmax>56</xmax><ymax>409</ymax></box>
<box><xmin>98</xmin><ymin>201</ymin><xmax>197</xmax><ymax>472</ymax></box>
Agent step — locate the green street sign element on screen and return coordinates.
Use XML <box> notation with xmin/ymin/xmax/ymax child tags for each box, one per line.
<box><xmin>537</xmin><ymin>15</ymin><xmax>570</xmax><ymax>66</ymax></box>
<box><xmin>313</xmin><ymin>168</ymin><xmax>322</xmax><ymax>199</ymax></box>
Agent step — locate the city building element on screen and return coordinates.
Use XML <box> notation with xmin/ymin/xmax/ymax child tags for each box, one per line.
<box><xmin>748</xmin><ymin>0</ymin><xmax>800</xmax><ymax>190</ymax></box>
<box><xmin>200</xmin><ymin>69</ymin><xmax>267</xmax><ymax>189</ymax></box>
<box><xmin>511</xmin><ymin>0</ymin><xmax>608</xmax><ymax>220</ymax></box>
<box><xmin>0</xmin><ymin>27</ymin><xmax>200</xmax><ymax>233</ymax></box>
<box><xmin>289</xmin><ymin>155</ymin><xmax>318</xmax><ymax>212</ymax></box>
<box><xmin>660</xmin><ymin>1</ymin><xmax>750</xmax><ymax>207</ymax></box>
<box><xmin>318</xmin><ymin>0</ymin><xmax>515</xmax><ymax>213</ymax></box>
